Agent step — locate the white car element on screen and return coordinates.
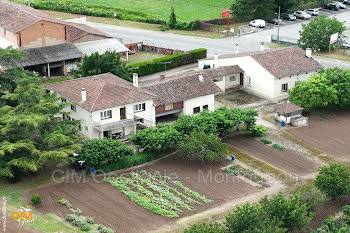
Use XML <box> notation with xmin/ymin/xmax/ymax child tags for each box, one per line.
<box><xmin>305</xmin><ymin>8</ymin><xmax>320</xmax><ymax>16</ymax></box>
<box><xmin>294</xmin><ymin>11</ymin><xmax>312</xmax><ymax>19</ymax></box>
<box><xmin>248</xmin><ymin>19</ymin><xmax>266</xmax><ymax>28</ymax></box>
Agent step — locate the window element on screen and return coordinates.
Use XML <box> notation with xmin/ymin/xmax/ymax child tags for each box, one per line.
<box><xmin>62</xmin><ymin>98</ymin><xmax>67</xmax><ymax>103</ymax></box>
<box><xmin>100</xmin><ymin>110</ymin><xmax>112</xmax><ymax>120</ymax></box>
<box><xmin>248</xmin><ymin>77</ymin><xmax>252</xmax><ymax>86</ymax></box>
<box><xmin>193</xmin><ymin>107</ymin><xmax>200</xmax><ymax>114</ymax></box>
<box><xmin>229</xmin><ymin>76</ymin><xmax>236</xmax><ymax>82</ymax></box>
<box><xmin>67</xmin><ymin>116</ymin><xmax>71</xmax><ymax>121</ymax></box>
<box><xmin>134</xmin><ymin>103</ymin><xmax>146</xmax><ymax>112</ymax></box>
<box><xmin>62</xmin><ymin>114</ymin><xmax>66</xmax><ymax>120</ymax></box>
<box><xmin>71</xmin><ymin>104</ymin><xmax>76</xmax><ymax>112</ymax></box>
<box><xmin>203</xmin><ymin>105</ymin><xmax>209</xmax><ymax>110</ymax></box>
<box><xmin>165</xmin><ymin>103</ymin><xmax>173</xmax><ymax>111</ymax></box>
<box><xmin>282</xmin><ymin>83</ymin><xmax>288</xmax><ymax>92</ymax></box>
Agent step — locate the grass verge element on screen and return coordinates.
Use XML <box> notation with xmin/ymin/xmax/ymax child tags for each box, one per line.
<box><xmin>315</xmin><ymin>50</ymin><xmax>350</xmax><ymax>62</ymax></box>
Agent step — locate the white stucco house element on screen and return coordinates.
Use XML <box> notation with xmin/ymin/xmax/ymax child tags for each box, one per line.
<box><xmin>198</xmin><ymin>46</ymin><xmax>323</xmax><ymax>101</ymax></box>
<box><xmin>45</xmin><ymin>72</ymin><xmax>221</xmax><ymax>139</ymax></box>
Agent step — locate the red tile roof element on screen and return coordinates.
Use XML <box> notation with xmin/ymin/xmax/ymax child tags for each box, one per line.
<box><xmin>274</xmin><ymin>102</ymin><xmax>303</xmax><ymax>114</ymax></box>
<box><xmin>203</xmin><ymin>47</ymin><xmax>322</xmax><ymax>78</ymax></box>
<box><xmin>140</xmin><ymin>71</ymin><xmax>222</xmax><ymax>106</ymax></box>
<box><xmin>45</xmin><ymin>73</ymin><xmax>154</xmax><ymax>112</ymax></box>
<box><xmin>0</xmin><ymin>0</ymin><xmax>110</xmax><ymax>40</ymax></box>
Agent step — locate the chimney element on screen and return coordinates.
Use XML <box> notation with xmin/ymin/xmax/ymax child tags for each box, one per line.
<box><xmin>260</xmin><ymin>42</ymin><xmax>265</xmax><ymax>51</ymax></box>
<box><xmin>81</xmin><ymin>88</ymin><xmax>86</xmax><ymax>102</ymax></box>
<box><xmin>234</xmin><ymin>44</ymin><xmax>239</xmax><ymax>54</ymax></box>
<box><xmin>214</xmin><ymin>54</ymin><xmax>219</xmax><ymax>68</ymax></box>
<box><xmin>160</xmin><ymin>74</ymin><xmax>165</xmax><ymax>81</ymax></box>
<box><xmin>133</xmin><ymin>73</ymin><xmax>139</xmax><ymax>87</ymax></box>
<box><xmin>198</xmin><ymin>74</ymin><xmax>204</xmax><ymax>82</ymax></box>
<box><xmin>305</xmin><ymin>48</ymin><xmax>312</xmax><ymax>58</ymax></box>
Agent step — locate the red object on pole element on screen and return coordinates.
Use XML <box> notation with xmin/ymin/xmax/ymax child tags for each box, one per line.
<box><xmin>222</xmin><ymin>10</ymin><xmax>230</xmax><ymax>30</ymax></box>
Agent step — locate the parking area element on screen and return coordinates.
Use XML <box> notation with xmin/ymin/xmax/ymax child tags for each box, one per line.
<box><xmin>245</xmin><ymin>7</ymin><xmax>350</xmax><ymax>33</ymax></box>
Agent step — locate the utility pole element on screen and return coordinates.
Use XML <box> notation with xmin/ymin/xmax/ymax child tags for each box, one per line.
<box><xmin>277</xmin><ymin>6</ymin><xmax>281</xmax><ymax>44</ymax></box>
<box><xmin>158</xmin><ymin>61</ymin><xmax>172</xmax><ymax>76</ymax></box>
<box><xmin>28</xmin><ymin>0</ymin><xmax>30</xmax><ymax>6</ymax></box>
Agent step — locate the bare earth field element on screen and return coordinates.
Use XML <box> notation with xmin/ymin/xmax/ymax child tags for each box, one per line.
<box><xmin>288</xmin><ymin>108</ymin><xmax>350</xmax><ymax>162</ymax></box>
<box><xmin>224</xmin><ymin>135</ymin><xmax>320</xmax><ymax>176</ymax></box>
<box><xmin>27</xmin><ymin>156</ymin><xmax>259</xmax><ymax>233</ymax></box>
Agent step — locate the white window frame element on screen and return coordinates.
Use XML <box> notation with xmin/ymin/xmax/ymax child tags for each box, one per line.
<box><xmin>134</xmin><ymin>103</ymin><xmax>146</xmax><ymax>112</ymax></box>
<box><xmin>193</xmin><ymin>106</ymin><xmax>200</xmax><ymax>114</ymax></box>
<box><xmin>100</xmin><ymin>110</ymin><xmax>112</xmax><ymax>120</ymax></box>
<box><xmin>281</xmin><ymin>83</ymin><xmax>288</xmax><ymax>93</ymax></box>
<box><xmin>165</xmin><ymin>103</ymin><xmax>173</xmax><ymax>111</ymax></box>
<box><xmin>248</xmin><ymin>77</ymin><xmax>252</xmax><ymax>86</ymax></box>
<box><xmin>229</xmin><ymin>76</ymin><xmax>236</xmax><ymax>82</ymax></box>
<box><xmin>71</xmin><ymin>104</ymin><xmax>76</xmax><ymax>112</ymax></box>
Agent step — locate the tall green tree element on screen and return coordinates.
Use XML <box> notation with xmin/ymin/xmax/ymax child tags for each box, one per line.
<box><xmin>299</xmin><ymin>15</ymin><xmax>345</xmax><ymax>51</ymax></box>
<box><xmin>230</xmin><ymin>0</ymin><xmax>275</xmax><ymax>20</ymax></box>
<box><xmin>169</xmin><ymin>8</ymin><xmax>177</xmax><ymax>29</ymax></box>
<box><xmin>74</xmin><ymin>51</ymin><xmax>131</xmax><ymax>81</ymax></box>
<box><xmin>314</xmin><ymin>163</ymin><xmax>350</xmax><ymax>199</ymax></box>
<box><xmin>0</xmin><ymin>73</ymin><xmax>81</xmax><ymax>181</ymax></box>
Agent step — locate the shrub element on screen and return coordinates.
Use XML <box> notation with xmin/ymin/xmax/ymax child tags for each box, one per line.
<box><xmin>342</xmin><ymin>205</ymin><xmax>350</xmax><ymax>216</ymax></box>
<box><xmin>184</xmin><ymin>222</ymin><xmax>225</xmax><ymax>233</ymax></box>
<box><xmin>260</xmin><ymin>138</ymin><xmax>272</xmax><ymax>144</ymax></box>
<box><xmin>314</xmin><ymin>163</ymin><xmax>350</xmax><ymax>199</ymax></box>
<box><xmin>78</xmin><ymin>138</ymin><xmax>134</xmax><ymax>168</ymax></box>
<box><xmin>65</xmin><ymin>214</ymin><xmax>78</xmax><ymax>223</ymax></box>
<box><xmin>272</xmin><ymin>144</ymin><xmax>285</xmax><ymax>149</ymax></box>
<box><xmin>176</xmin><ymin>132</ymin><xmax>228</xmax><ymax>162</ymax></box>
<box><xmin>129</xmin><ymin>48</ymin><xmax>207</xmax><ymax>76</ymax></box>
<box><xmin>30</xmin><ymin>194</ymin><xmax>42</xmax><ymax>205</ymax></box>
<box><xmin>99</xmin><ymin>226</ymin><xmax>115</xmax><ymax>233</ymax></box>
<box><xmin>293</xmin><ymin>185</ymin><xmax>327</xmax><ymax>213</ymax></box>
<box><xmin>86</xmin><ymin>217</ymin><xmax>95</xmax><ymax>224</ymax></box>
<box><xmin>81</xmin><ymin>224</ymin><xmax>91</xmax><ymax>231</ymax></box>
<box><xmin>260</xmin><ymin>193</ymin><xmax>310</xmax><ymax>231</ymax></box>
<box><xmin>249</xmin><ymin>125</ymin><xmax>267</xmax><ymax>137</ymax></box>
<box><xmin>168</xmin><ymin>8</ymin><xmax>177</xmax><ymax>29</ymax></box>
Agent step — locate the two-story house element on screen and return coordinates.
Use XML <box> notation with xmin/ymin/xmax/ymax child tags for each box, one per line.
<box><xmin>45</xmin><ymin>73</ymin><xmax>156</xmax><ymax>139</ymax></box>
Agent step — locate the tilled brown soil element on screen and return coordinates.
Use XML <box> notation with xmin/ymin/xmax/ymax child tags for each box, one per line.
<box><xmin>224</xmin><ymin>135</ymin><xmax>319</xmax><ymax>176</ymax></box>
<box><xmin>293</xmin><ymin>195</ymin><xmax>350</xmax><ymax>233</ymax></box>
<box><xmin>288</xmin><ymin>108</ymin><xmax>350</xmax><ymax>161</ymax></box>
<box><xmin>27</xmin><ymin>156</ymin><xmax>259</xmax><ymax>233</ymax></box>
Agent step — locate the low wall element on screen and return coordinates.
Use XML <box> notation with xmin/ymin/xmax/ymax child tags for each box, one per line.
<box><xmin>125</xmin><ymin>42</ymin><xmax>183</xmax><ymax>55</ymax></box>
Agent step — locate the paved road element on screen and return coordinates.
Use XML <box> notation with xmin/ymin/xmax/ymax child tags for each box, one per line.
<box><xmin>66</xmin><ymin>9</ymin><xmax>350</xmax><ymax>69</ymax></box>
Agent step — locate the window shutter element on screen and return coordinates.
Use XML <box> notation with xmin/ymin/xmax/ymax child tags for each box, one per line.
<box><xmin>100</xmin><ymin>112</ymin><xmax>103</xmax><ymax>119</ymax></box>
<box><xmin>142</xmin><ymin>103</ymin><xmax>146</xmax><ymax>110</ymax></box>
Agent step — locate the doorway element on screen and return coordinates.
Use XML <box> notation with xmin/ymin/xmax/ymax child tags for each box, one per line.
<box><xmin>103</xmin><ymin>130</ymin><xmax>110</xmax><ymax>138</ymax></box>
<box><xmin>120</xmin><ymin>107</ymin><xmax>126</xmax><ymax>120</ymax></box>
<box><xmin>240</xmin><ymin>73</ymin><xmax>244</xmax><ymax>85</ymax></box>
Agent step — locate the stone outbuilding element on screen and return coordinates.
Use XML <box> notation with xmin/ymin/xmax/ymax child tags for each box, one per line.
<box><xmin>274</xmin><ymin>102</ymin><xmax>308</xmax><ymax>126</ymax></box>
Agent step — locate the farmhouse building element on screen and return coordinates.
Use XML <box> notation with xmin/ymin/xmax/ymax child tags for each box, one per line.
<box><xmin>139</xmin><ymin>72</ymin><xmax>222</xmax><ymax>121</ymax></box>
<box><xmin>198</xmin><ymin>47</ymin><xmax>323</xmax><ymax>100</ymax></box>
<box><xmin>0</xmin><ymin>0</ymin><xmax>128</xmax><ymax>76</ymax></box>
<box><xmin>45</xmin><ymin>72</ymin><xmax>221</xmax><ymax>139</ymax></box>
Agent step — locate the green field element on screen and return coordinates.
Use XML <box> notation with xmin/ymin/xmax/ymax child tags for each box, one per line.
<box><xmin>70</xmin><ymin>0</ymin><xmax>233</xmax><ymax>21</ymax></box>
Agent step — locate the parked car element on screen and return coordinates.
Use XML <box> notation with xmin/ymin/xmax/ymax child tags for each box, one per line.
<box><xmin>344</xmin><ymin>0</ymin><xmax>350</xmax><ymax>5</ymax></box>
<box><xmin>305</xmin><ymin>8</ymin><xmax>320</xmax><ymax>16</ymax></box>
<box><xmin>333</xmin><ymin>1</ymin><xmax>347</xmax><ymax>8</ymax></box>
<box><xmin>281</xmin><ymin>13</ymin><xmax>297</xmax><ymax>21</ymax></box>
<box><xmin>324</xmin><ymin>3</ymin><xmax>340</xmax><ymax>10</ymax></box>
<box><xmin>293</xmin><ymin>11</ymin><xmax>312</xmax><ymax>19</ymax></box>
<box><xmin>341</xmin><ymin>40</ymin><xmax>350</xmax><ymax>49</ymax></box>
<box><xmin>267</xmin><ymin>18</ymin><xmax>282</xmax><ymax>25</ymax></box>
<box><xmin>249</xmin><ymin>19</ymin><xmax>266</xmax><ymax>28</ymax></box>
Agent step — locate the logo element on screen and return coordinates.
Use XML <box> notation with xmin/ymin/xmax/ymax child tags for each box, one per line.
<box><xmin>11</xmin><ymin>205</ymin><xmax>35</xmax><ymax>228</ymax></box>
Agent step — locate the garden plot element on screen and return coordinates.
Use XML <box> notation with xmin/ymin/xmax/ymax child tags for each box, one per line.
<box><xmin>28</xmin><ymin>156</ymin><xmax>259</xmax><ymax>233</ymax></box>
<box><xmin>288</xmin><ymin>108</ymin><xmax>350</xmax><ymax>162</ymax></box>
<box><xmin>105</xmin><ymin>170</ymin><xmax>212</xmax><ymax>218</ymax></box>
<box><xmin>224</xmin><ymin>135</ymin><xmax>320</xmax><ymax>176</ymax></box>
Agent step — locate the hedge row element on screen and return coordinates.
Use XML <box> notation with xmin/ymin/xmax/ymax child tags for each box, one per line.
<box><xmin>129</xmin><ymin>48</ymin><xmax>207</xmax><ymax>76</ymax></box>
<box><xmin>11</xmin><ymin>0</ymin><xmax>198</xmax><ymax>30</ymax></box>
<box><xmin>12</xmin><ymin>0</ymin><xmax>167</xmax><ymax>25</ymax></box>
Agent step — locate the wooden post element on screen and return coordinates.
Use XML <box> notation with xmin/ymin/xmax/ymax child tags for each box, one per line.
<box><xmin>47</xmin><ymin>63</ymin><xmax>50</xmax><ymax>77</ymax></box>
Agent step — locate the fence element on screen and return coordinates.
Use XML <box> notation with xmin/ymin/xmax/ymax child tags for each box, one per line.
<box><xmin>125</xmin><ymin>42</ymin><xmax>183</xmax><ymax>55</ymax></box>
<box><xmin>271</xmin><ymin>35</ymin><xmax>303</xmax><ymax>47</ymax></box>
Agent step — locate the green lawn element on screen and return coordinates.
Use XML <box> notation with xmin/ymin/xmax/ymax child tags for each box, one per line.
<box><xmin>69</xmin><ymin>0</ymin><xmax>233</xmax><ymax>21</ymax></box>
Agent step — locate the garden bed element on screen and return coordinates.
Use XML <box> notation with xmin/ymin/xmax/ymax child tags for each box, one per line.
<box><xmin>27</xmin><ymin>156</ymin><xmax>259</xmax><ymax>233</ymax></box>
<box><xmin>224</xmin><ymin>164</ymin><xmax>269</xmax><ymax>188</ymax></box>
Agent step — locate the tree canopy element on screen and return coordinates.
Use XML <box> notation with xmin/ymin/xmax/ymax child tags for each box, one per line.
<box><xmin>289</xmin><ymin>68</ymin><xmax>350</xmax><ymax>109</ymax></box>
<box><xmin>0</xmin><ymin>49</ymin><xmax>81</xmax><ymax>181</ymax></box>
<box><xmin>299</xmin><ymin>15</ymin><xmax>345</xmax><ymax>51</ymax></box>
<box><xmin>74</xmin><ymin>51</ymin><xmax>131</xmax><ymax>81</ymax></box>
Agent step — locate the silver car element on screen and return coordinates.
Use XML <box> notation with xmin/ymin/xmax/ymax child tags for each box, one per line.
<box><xmin>333</xmin><ymin>1</ymin><xmax>347</xmax><ymax>8</ymax></box>
<box><xmin>305</xmin><ymin>8</ymin><xmax>320</xmax><ymax>16</ymax></box>
<box><xmin>294</xmin><ymin>11</ymin><xmax>312</xmax><ymax>19</ymax></box>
